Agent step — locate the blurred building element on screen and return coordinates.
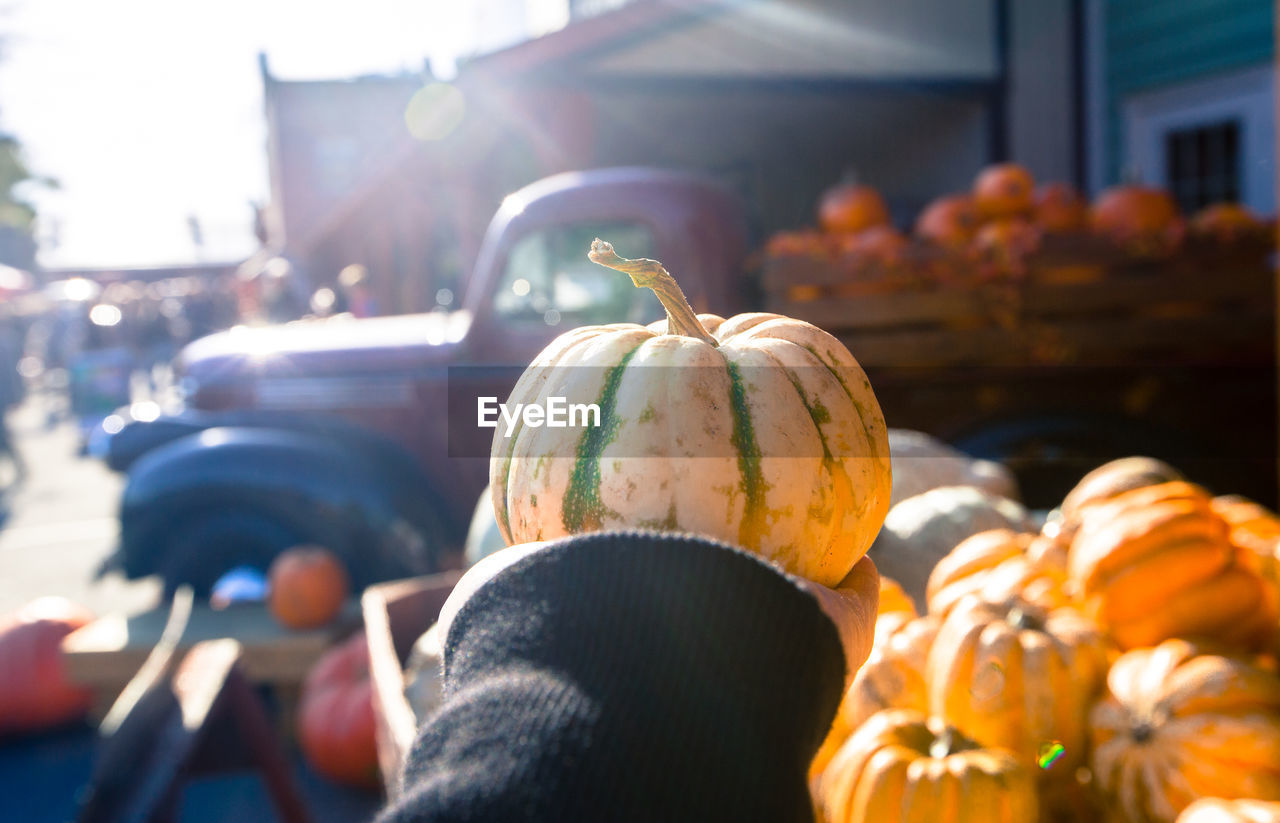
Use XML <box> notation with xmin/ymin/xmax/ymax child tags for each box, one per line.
<box><xmin>250</xmin><ymin>0</ymin><xmax>1275</xmax><ymax>318</ymax></box>
<box><xmin>1089</xmin><ymin>0</ymin><xmax>1275</xmax><ymax>214</ymax></box>
<box><xmin>255</xmin><ymin>56</ymin><xmax>429</xmax><ymax>260</ymax></box>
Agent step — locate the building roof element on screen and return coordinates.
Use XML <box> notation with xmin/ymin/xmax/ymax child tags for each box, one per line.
<box><xmin>466</xmin><ymin>0</ymin><xmax>999</xmax><ymax>86</ymax></box>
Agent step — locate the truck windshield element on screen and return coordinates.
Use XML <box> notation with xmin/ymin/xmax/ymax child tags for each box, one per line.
<box><xmin>493</xmin><ymin>221</ymin><xmax>662</xmax><ymax>328</ymax></box>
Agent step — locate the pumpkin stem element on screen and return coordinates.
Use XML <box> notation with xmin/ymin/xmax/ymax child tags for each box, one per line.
<box><xmin>1007</xmin><ymin>606</ymin><xmax>1042</xmax><ymax>632</ymax></box>
<box><xmin>588</xmin><ymin>238</ymin><xmax>717</xmax><ymax>346</ymax></box>
<box><xmin>930</xmin><ymin>728</ymin><xmax>959</xmax><ymax>759</ymax></box>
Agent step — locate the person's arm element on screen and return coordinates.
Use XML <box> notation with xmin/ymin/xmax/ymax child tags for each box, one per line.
<box><xmin>378</xmin><ymin>530</ymin><xmax>875</xmax><ymax>823</ymax></box>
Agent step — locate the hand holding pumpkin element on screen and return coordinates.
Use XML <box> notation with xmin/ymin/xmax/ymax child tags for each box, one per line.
<box><xmin>795</xmin><ymin>553</ymin><xmax>879</xmax><ymax>687</ymax></box>
<box><xmin>483</xmin><ymin>239</ymin><xmax>892</xmax><ymax>685</ymax></box>
<box><xmin>439</xmin><ymin>535</ymin><xmax>881</xmax><ymax>686</ymax></box>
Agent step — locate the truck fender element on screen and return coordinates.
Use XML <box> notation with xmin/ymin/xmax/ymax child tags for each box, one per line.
<box><xmin>119</xmin><ymin>427</ymin><xmax>439</xmax><ymax>590</ymax></box>
<box><xmin>99</xmin><ymin>413</ymin><xmax>211</xmax><ymax>472</ymax></box>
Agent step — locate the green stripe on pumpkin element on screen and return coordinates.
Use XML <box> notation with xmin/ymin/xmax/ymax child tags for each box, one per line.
<box><xmin>799</xmin><ymin>343</ymin><xmax>885</xmax><ymax>458</ymax></box>
<box><xmin>562</xmin><ymin>344</ymin><xmax>642</xmax><ymax>533</ymax></box>
<box><xmin>725</xmin><ymin>359</ymin><xmax>765</xmax><ymax>549</ymax></box>
<box><xmin>496</xmin><ymin>407</ymin><xmax>524</xmax><ymax>542</ymax></box>
<box><xmin>762</xmin><ymin>349</ymin><xmax>856</xmax><ymax>534</ymax></box>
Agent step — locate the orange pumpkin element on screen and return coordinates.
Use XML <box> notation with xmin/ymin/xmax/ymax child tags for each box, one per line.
<box><xmin>1213</xmin><ymin>495</ymin><xmax>1280</xmax><ymax>571</ymax></box>
<box><xmin>811</xmin><ymin>615</ymin><xmax>938</xmax><ymax>780</ymax></box>
<box><xmin>0</xmin><ymin>597</ymin><xmax>95</xmax><ymax>735</ymax></box>
<box><xmin>1056</xmin><ymin>456</ymin><xmax>1185</xmax><ymax>546</ymax></box>
<box><xmin>1091</xmin><ymin>185</ymin><xmax>1183</xmax><ymax>255</ymax></box>
<box><xmin>818</xmin><ymin>183</ymin><xmax>890</xmax><ymax>235</ymax></box>
<box><xmin>928</xmin><ymin>594</ymin><xmax>1107</xmax><ymax>773</ymax></box>
<box><xmin>1177</xmin><ymin>798</ymin><xmax>1280</xmax><ymax>823</ymax></box>
<box><xmin>915</xmin><ymin>194</ymin><xmax>981</xmax><ymax>250</ymax></box>
<box><xmin>1211</xmin><ymin>496</ymin><xmax>1280</xmax><ymax>647</ymax></box>
<box><xmin>973</xmin><ymin>163</ymin><xmax>1035</xmax><ymax>219</ymax></box>
<box><xmin>871</xmin><ymin>610</ymin><xmax>915</xmax><ymax>651</ymax></box>
<box><xmin>815</xmin><ymin>709</ymin><xmax>1038</xmax><ymax>823</ymax></box>
<box><xmin>877</xmin><ymin>575</ymin><xmax>917</xmax><ymax>618</ymax></box>
<box><xmin>1189</xmin><ymin>202</ymin><xmax>1265</xmax><ymax>244</ymax></box>
<box><xmin>1069</xmin><ymin>482</ymin><xmax>1276</xmax><ymax>650</ymax></box>
<box><xmin>1214</xmin><ymin>495</ymin><xmax>1280</xmax><ymax>545</ymax></box>
<box><xmin>970</xmin><ymin>218</ymin><xmax>1041</xmax><ymax>279</ymax></box>
<box><xmin>1091</xmin><ymin>640</ymin><xmax>1280</xmax><ymax>823</ymax></box>
<box><xmin>927</xmin><ymin>529</ymin><xmax>1024</xmax><ymax>612</ymax></box>
<box><xmin>1029</xmin><ymin>522</ymin><xmax>1071</xmax><ymax>571</ymax></box>
<box><xmin>927</xmin><ymin>529</ymin><xmax>1070</xmax><ymax>617</ymax></box>
<box><xmin>870</xmin><ymin>575</ymin><xmax>917</xmax><ymax>651</ymax></box>
<box><xmin>1061</xmin><ymin>457</ymin><xmax>1185</xmax><ymax>520</ymax></box>
<box><xmin>835</xmin><ymin>225</ymin><xmax>908</xmax><ymax>269</ymax></box>
<box><xmin>1034</xmin><ymin>182</ymin><xmax>1088</xmax><ymax>233</ymax></box>
<box><xmin>268</xmin><ymin>546</ymin><xmax>349</xmax><ymax>630</ymax></box>
<box><xmin>298</xmin><ymin>632</ymin><xmax>380</xmax><ymax>789</ymax></box>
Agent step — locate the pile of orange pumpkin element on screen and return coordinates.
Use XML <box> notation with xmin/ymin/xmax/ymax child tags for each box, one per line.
<box><xmin>764</xmin><ymin>182</ymin><xmax>916</xmax><ymax>295</ymax></box>
<box><xmin>766</xmin><ymin>165</ymin><xmax>1273</xmax><ymax>294</ymax></box>
<box><xmin>811</xmin><ymin>456</ymin><xmax>1280</xmax><ymax>823</ymax></box>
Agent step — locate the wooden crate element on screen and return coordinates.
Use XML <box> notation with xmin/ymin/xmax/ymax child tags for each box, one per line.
<box><xmin>362</xmin><ymin>571</ymin><xmax>463</xmax><ymax>798</ymax></box>
<box><xmin>762</xmin><ymin>236</ymin><xmax>1276</xmax><ymax>368</ymax></box>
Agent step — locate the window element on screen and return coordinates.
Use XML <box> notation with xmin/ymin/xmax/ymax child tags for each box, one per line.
<box><xmin>1164</xmin><ymin>120</ymin><xmax>1241</xmax><ymax>213</ymax></box>
<box><xmin>1121</xmin><ymin>64</ymin><xmax>1274</xmax><ymax>214</ymax></box>
<box><xmin>493</xmin><ymin>222</ymin><xmax>660</xmax><ymax>328</ymax></box>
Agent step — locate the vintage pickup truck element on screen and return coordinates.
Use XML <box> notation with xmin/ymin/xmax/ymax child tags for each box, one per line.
<box><xmin>100</xmin><ymin>167</ymin><xmax>751</xmax><ymax>593</ymax></box>
<box><xmin>100</xmin><ymin>165</ymin><xmax>1276</xmax><ymax>595</ymax></box>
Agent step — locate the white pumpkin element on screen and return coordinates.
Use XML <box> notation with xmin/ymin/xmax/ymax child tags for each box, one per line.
<box><xmin>463</xmin><ymin>484</ymin><xmax>508</xmax><ymax>567</ymax></box>
<box><xmin>490</xmin><ymin>240</ymin><xmax>892</xmax><ymax>586</ymax></box>
<box><xmin>887</xmin><ymin>429</ymin><xmax>1018</xmax><ymax>506</ymax></box>
<box><xmin>868</xmin><ymin>486</ymin><xmax>1034</xmax><ymax>605</ymax></box>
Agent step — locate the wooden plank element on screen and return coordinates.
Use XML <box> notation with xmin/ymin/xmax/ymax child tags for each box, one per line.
<box><xmin>841</xmin><ymin>311</ymin><xmax>1274</xmax><ymax>369</ymax></box>
<box><xmin>760</xmin><ymin>244</ymin><xmax>956</xmax><ymax>292</ymax></box>
<box><xmin>763</xmin><ymin>234</ymin><xmax>1271</xmax><ymax>294</ymax></box>
<box><xmin>767</xmin><ymin>266</ymin><xmax>1272</xmax><ymax>333</ymax></box>
<box><xmin>1023</xmin><ymin>268</ymin><xmax>1272</xmax><ymax>316</ymax></box>
<box><xmin>62</xmin><ymin>601</ymin><xmax>362</xmax><ymax>690</ymax></box>
<box><xmin>766</xmin><ymin>290</ymin><xmax>987</xmax><ymax>331</ymax></box>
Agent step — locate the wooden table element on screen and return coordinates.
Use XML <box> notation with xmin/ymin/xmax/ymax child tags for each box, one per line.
<box><xmin>61</xmin><ymin>600</ymin><xmax>362</xmax><ymax>725</ymax></box>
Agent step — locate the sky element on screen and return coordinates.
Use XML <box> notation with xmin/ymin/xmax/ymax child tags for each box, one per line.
<box><xmin>0</xmin><ymin>0</ymin><xmax>512</xmax><ymax>269</ymax></box>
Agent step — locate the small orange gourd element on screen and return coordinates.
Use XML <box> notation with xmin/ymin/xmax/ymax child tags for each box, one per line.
<box><xmin>268</xmin><ymin>546</ymin><xmax>349</xmax><ymax>630</ymax></box>
<box><xmin>973</xmin><ymin>163</ymin><xmax>1035</xmax><ymax>219</ymax></box>
<box><xmin>818</xmin><ymin>183</ymin><xmax>890</xmax><ymax>235</ymax></box>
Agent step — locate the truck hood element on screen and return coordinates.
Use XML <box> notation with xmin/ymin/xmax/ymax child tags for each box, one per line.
<box><xmin>178</xmin><ymin>311</ymin><xmax>472</xmax><ymax>380</ymax></box>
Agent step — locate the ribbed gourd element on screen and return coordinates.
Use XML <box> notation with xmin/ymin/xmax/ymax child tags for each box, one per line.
<box><xmin>491</xmin><ymin>240</ymin><xmax>891</xmax><ymax>587</ymax></box>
